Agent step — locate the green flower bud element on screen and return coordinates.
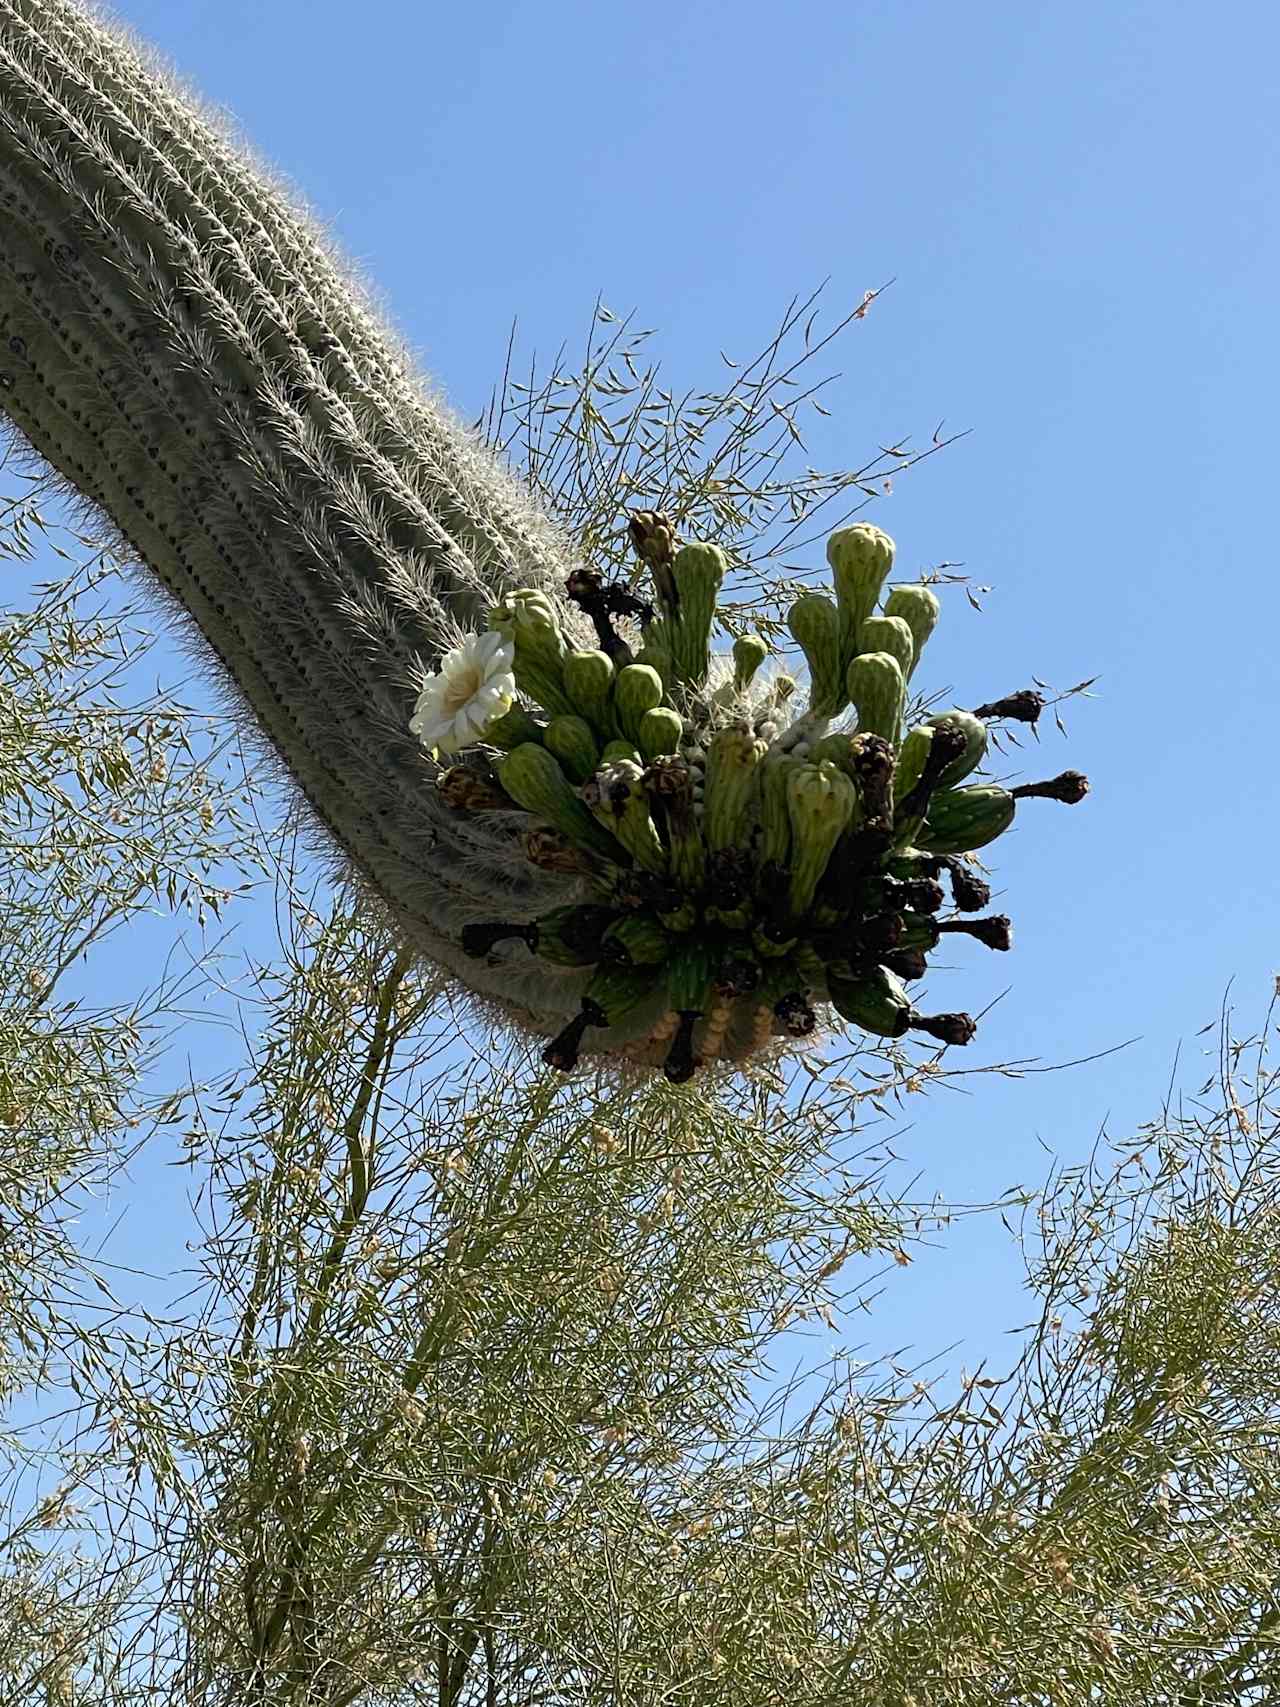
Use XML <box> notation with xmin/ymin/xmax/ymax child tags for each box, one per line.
<box><xmin>531</xmin><ymin>903</ymin><xmax>620</xmax><ymax>966</ymax></box>
<box><xmin>481</xmin><ymin>704</ymin><xmax>545</xmax><ymax>749</ymax></box>
<box><xmin>601</xmin><ymin>914</ymin><xmax>673</xmax><ymax>966</ymax></box>
<box><xmin>601</xmin><ymin>739</ymin><xmax>643</xmax><ymax>765</ymax></box>
<box><xmin>489</xmin><ymin>588</ymin><xmax>574</xmax><ymax>716</ymax></box>
<box><xmin>883</xmin><ymin>583</ymin><xmax>941</xmax><ymax>678</ymax></box>
<box><xmin>543</xmin><ymin>715</ymin><xmax>600</xmax><ymax>784</ymax></box>
<box><xmin>732</xmin><ymin>633</ymin><xmax>770</xmax><ymax>691</ymax></box>
<box><xmin>563</xmin><ymin>648</ymin><xmax>617</xmax><ymax>736</ymax></box>
<box><xmin>637</xmin><ymin>706</ymin><xmax>684</xmax><ymax>761</ymax></box>
<box><xmin>925</xmin><ymin>708</ymin><xmax>988</xmax><ymax>787</ymax></box>
<box><xmin>704</xmin><ymin>724</ymin><xmax>768</xmax><ymax>853</ymax></box>
<box><xmin>788</xmin><ymin>592</ymin><xmax>846</xmax><ymax>719</ymax></box>
<box><xmin>919</xmin><ymin>784</ymin><xmax>1016</xmax><ymax>854</ymax></box>
<box><xmin>613</xmin><ymin>663</ymin><xmax>666</xmax><ymax>743</ymax></box>
<box><xmin>758</xmin><ymin>752</ymin><xmax>802</xmax><ymax>870</ymax></box>
<box><xmin>857</xmin><ymin>613</ymin><xmax>915</xmax><ymax>679</ymax></box>
<box><xmin>827</xmin><ymin>964</ymin><xmax>913</xmax><ymax>1038</ymax></box>
<box><xmin>667</xmin><ymin>541</ymin><xmax>727</xmax><ymax>689</ymax></box>
<box><xmin>785</xmin><ymin>760</ymin><xmax>857</xmax><ymax>918</ymax></box>
<box><xmin>893</xmin><ymin>725</ymin><xmax>935</xmax><ymax>803</ymax></box>
<box><xmin>827</xmin><ymin>524</ymin><xmax>895</xmax><ymax>667</ymax></box>
<box><xmin>495</xmin><ymin>743</ymin><xmax>620</xmax><ymax>861</ymax></box>
<box><xmin>847</xmin><ymin>651</ymin><xmax>905</xmax><ymax>745</ymax></box>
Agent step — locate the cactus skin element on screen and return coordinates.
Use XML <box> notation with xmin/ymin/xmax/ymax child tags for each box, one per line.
<box><xmin>788</xmin><ymin>593</ymin><xmax>846</xmax><ymax>719</ymax></box>
<box><xmin>0</xmin><ymin>0</ymin><xmax>620</xmax><ymax>1048</ymax></box>
<box><xmin>563</xmin><ymin>649</ymin><xmax>616</xmax><ymax>737</ymax></box>
<box><xmin>543</xmin><ymin>716</ymin><xmax>600</xmax><ymax>785</ymax></box>
<box><xmin>919</xmin><ymin>784</ymin><xmax>1017</xmax><ymax>854</ymax></box>
<box><xmin>496</xmin><ymin>745</ymin><xmax>621</xmax><ymax>863</ymax></box>
<box><xmin>857</xmin><ymin>614</ymin><xmax>915</xmax><ymax>680</ymax></box>
<box><xmin>828</xmin><ymin>524</ymin><xmax>895</xmax><ymax>666</ymax></box>
<box><xmin>847</xmin><ymin>652</ymin><xmax>906</xmax><ymax>745</ymax></box>
<box><xmin>883</xmin><ymin>584</ymin><xmax>940</xmax><ymax>677</ymax></box>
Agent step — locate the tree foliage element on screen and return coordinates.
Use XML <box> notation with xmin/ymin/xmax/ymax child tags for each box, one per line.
<box><xmin>2</xmin><ymin>306</ymin><xmax>1279</xmax><ymax>1705</ymax></box>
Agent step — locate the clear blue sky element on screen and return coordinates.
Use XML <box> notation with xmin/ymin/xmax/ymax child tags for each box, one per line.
<box><xmin>10</xmin><ymin>0</ymin><xmax>1280</xmax><ymax>1379</ymax></box>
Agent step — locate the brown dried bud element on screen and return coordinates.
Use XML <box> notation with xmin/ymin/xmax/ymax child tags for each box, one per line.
<box><xmin>663</xmin><ymin>1011</ymin><xmax>701</xmax><ymax>1083</ymax></box>
<box><xmin>542</xmin><ymin>1004</ymin><xmax>602</xmax><ymax>1073</ymax></box>
<box><xmin>627</xmin><ymin>509</ymin><xmax>678</xmax><ymax>569</ymax></box>
<box><xmin>882</xmin><ymin>948</ymin><xmax>928</xmax><ymax>982</ymax></box>
<box><xmin>943</xmin><ymin>857</ymin><xmax>991</xmax><ymax>912</ymax></box>
<box><xmin>850</xmin><ymin>733</ymin><xmax>895</xmax><ymax>828</ymax></box>
<box><xmin>714</xmin><ymin>953</ymin><xmax>762</xmax><ymax>997</ymax></box>
<box><xmin>972</xmin><ymin>689</ymin><xmax>1046</xmax><ymax>724</ymax></box>
<box><xmin>523</xmin><ymin>827</ymin><xmax>597</xmax><ymax>875</ymax></box>
<box><xmin>437</xmin><ymin>765</ymin><xmax>508</xmax><ymax>812</ymax></box>
<box><xmin>1011</xmin><ymin>770</ymin><xmax>1090</xmax><ymax>804</ymax></box>
<box><xmin>939</xmin><ymin>914</ymin><xmax>1013</xmax><ymax>951</ymax></box>
<box><xmin>774</xmin><ymin>992</ymin><xmax>818</xmax><ymax>1037</ymax></box>
<box><xmin>910</xmin><ymin>1010</ymin><xmax>977</xmax><ymax>1046</ymax></box>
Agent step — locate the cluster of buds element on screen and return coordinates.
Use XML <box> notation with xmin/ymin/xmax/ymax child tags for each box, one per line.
<box><xmin>419</xmin><ymin>512</ymin><xmax>1089</xmax><ymax>1080</ymax></box>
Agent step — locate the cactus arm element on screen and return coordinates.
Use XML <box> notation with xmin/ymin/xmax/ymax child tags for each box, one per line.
<box><xmin>0</xmin><ymin>0</ymin><xmax>598</xmax><ymax>1032</ymax></box>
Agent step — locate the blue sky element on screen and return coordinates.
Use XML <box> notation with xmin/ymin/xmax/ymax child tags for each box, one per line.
<box><xmin>8</xmin><ymin>0</ymin><xmax>1280</xmax><ymax>1381</ymax></box>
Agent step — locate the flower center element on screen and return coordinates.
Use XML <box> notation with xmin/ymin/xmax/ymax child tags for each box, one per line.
<box><xmin>443</xmin><ymin>664</ymin><xmax>483</xmax><ymax>715</ymax></box>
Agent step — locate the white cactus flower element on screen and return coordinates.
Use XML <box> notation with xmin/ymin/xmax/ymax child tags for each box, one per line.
<box><xmin>409</xmin><ymin>631</ymin><xmax>515</xmax><ymax>753</ymax></box>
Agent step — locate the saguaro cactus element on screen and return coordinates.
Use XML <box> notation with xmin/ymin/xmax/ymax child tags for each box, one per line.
<box><xmin>0</xmin><ymin>1</ymin><xmax>1090</xmax><ymax>1075</ymax></box>
<box><xmin>0</xmin><ymin>0</ymin><xmax>597</xmax><ymax>1040</ymax></box>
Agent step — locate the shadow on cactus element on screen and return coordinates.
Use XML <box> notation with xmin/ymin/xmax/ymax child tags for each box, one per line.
<box><xmin>423</xmin><ymin>516</ymin><xmax>1090</xmax><ymax>1082</ymax></box>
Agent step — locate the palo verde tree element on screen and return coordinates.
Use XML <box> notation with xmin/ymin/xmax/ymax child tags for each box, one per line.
<box><xmin>3</xmin><ymin>516</ymin><xmax>1280</xmax><ymax>1705</ymax></box>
